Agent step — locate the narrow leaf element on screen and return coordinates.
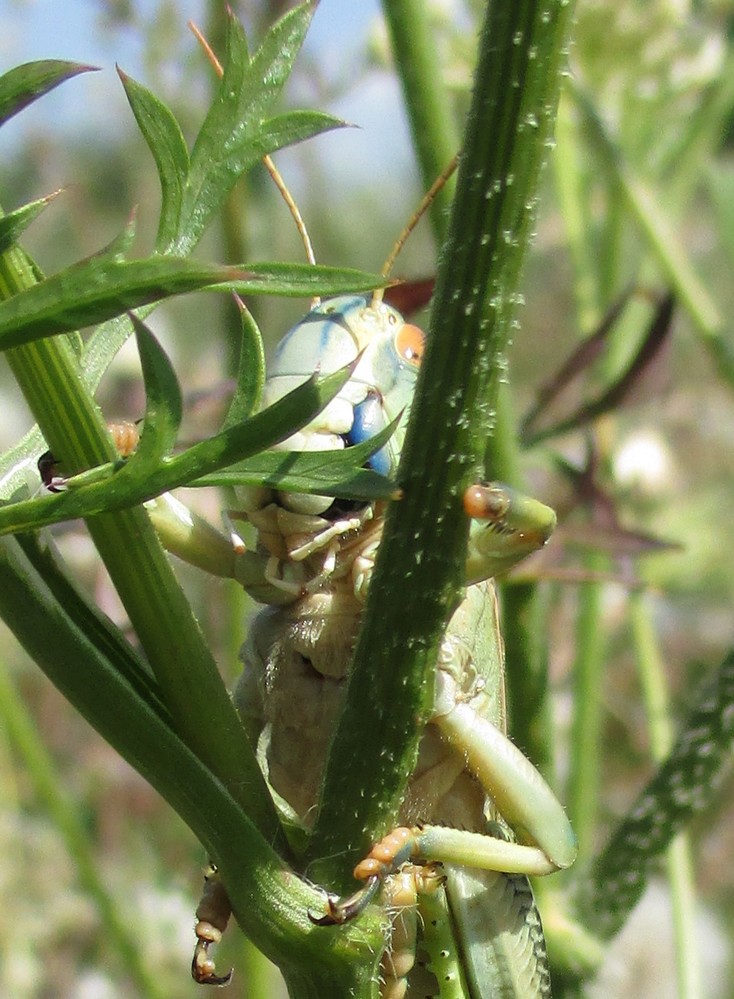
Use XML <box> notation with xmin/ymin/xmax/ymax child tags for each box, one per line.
<box><xmin>261</xmin><ymin>109</ymin><xmax>346</xmax><ymax>150</ymax></box>
<box><xmin>0</xmin><ymin>365</ymin><xmax>355</xmax><ymax>534</ymax></box>
<box><xmin>118</xmin><ymin>69</ymin><xmax>189</xmax><ymax>251</ymax></box>
<box><xmin>0</xmin><ymin>60</ymin><xmax>97</xmax><ymax>126</ymax></box>
<box><xmin>195</xmin><ymin>458</ymin><xmax>396</xmax><ymax>502</ymax></box>
<box><xmin>193</xmin><ymin>419</ymin><xmax>402</xmax><ymax>501</ymax></box>
<box><xmin>248</xmin><ymin>2</ymin><xmax>317</xmax><ymax>115</ymax></box>
<box><xmin>211</xmin><ymin>262</ymin><xmax>387</xmax><ymax>297</ymax></box>
<box><xmin>129</xmin><ymin>317</ymin><xmax>183</xmax><ymax>461</ymax></box>
<box><xmin>183</xmin><ymin>108</ymin><xmax>344</xmax><ymax>250</ymax></box>
<box><xmin>0</xmin><ymin>191</ymin><xmax>62</xmax><ymax>254</ymax></box>
<box><xmin>222</xmin><ymin>298</ymin><xmax>266</xmax><ymax>427</ymax></box>
<box><xmin>0</xmin><ymin>254</ymin><xmax>253</xmax><ymax>349</ymax></box>
<box><xmin>181</xmin><ymin>5</ymin><xmax>341</xmax><ymax>249</ymax></box>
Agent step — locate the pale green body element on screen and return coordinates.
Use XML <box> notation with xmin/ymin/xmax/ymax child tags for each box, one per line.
<box><xmin>236</xmin><ymin>574</ymin><xmax>499</xmax><ymax>834</ymax></box>
<box><xmin>235</xmin><ymin>551</ymin><xmax>558</xmax><ymax>998</ymax></box>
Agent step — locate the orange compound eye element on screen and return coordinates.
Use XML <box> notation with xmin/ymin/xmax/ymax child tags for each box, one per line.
<box><xmin>395</xmin><ymin>323</ymin><xmax>425</xmax><ymax>365</ymax></box>
<box><xmin>463</xmin><ymin>483</ymin><xmax>509</xmax><ymax>521</ymax></box>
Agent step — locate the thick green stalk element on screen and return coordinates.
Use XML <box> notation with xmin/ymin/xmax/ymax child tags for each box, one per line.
<box><xmin>310</xmin><ymin>0</ymin><xmax>575</xmax><ymax>886</ymax></box>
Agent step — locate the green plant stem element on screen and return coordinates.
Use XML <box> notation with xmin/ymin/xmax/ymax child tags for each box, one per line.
<box><xmin>0</xmin><ymin>664</ymin><xmax>167</xmax><ymax>999</ymax></box>
<box><xmin>491</xmin><ymin>383</ymin><xmax>555</xmax><ymax>782</ymax></box>
<box><xmin>630</xmin><ymin>591</ymin><xmax>672</xmax><ymax>755</ymax></box>
<box><xmin>552</xmin><ymin>96</ymin><xmax>614</xmax><ymax>880</ymax></box>
<box><xmin>629</xmin><ymin>591</ymin><xmax>702</xmax><ymax>999</ymax></box>
<box><xmin>381</xmin><ymin>0</ymin><xmax>460</xmax><ymax>240</ymax></box>
<box><xmin>502</xmin><ymin>580</ymin><xmax>553</xmax><ymax>767</ymax></box>
<box><xmin>0</xmin><ymin>239</ymin><xmax>282</xmax><ymax>845</ymax></box>
<box><xmin>567</xmin><ymin>558</ymin><xmax>606</xmax><ymax>867</ymax></box>
<box><xmin>667</xmin><ymin>835</ymin><xmax>702</xmax><ymax>999</ymax></box>
<box><xmin>309</xmin><ymin>0</ymin><xmax>575</xmax><ymax>888</ymax></box>
<box><xmin>553</xmin><ymin>93</ymin><xmax>600</xmax><ymax>331</ymax></box>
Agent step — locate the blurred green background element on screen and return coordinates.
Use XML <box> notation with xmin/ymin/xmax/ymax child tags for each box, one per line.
<box><xmin>1</xmin><ymin>1</ymin><xmax>733</xmax><ymax>996</ymax></box>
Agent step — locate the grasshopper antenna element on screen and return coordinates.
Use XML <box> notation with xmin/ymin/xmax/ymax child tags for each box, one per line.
<box><xmin>188</xmin><ymin>20</ymin><xmax>319</xmax><ymax>298</ymax></box>
<box><xmin>372</xmin><ymin>153</ymin><xmax>459</xmax><ymax>306</ymax></box>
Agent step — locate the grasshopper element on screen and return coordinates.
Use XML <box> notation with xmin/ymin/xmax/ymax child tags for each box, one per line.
<box><xmin>182</xmin><ymin>276</ymin><xmax>577</xmax><ymax>995</ymax></box>
<box><xmin>29</xmin><ymin>73</ymin><xmax>569</xmax><ymax>981</ymax></box>
<box><xmin>35</xmin><ymin>165</ymin><xmax>576</xmax><ymax>992</ymax></box>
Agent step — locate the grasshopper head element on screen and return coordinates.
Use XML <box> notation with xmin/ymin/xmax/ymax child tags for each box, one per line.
<box><xmin>464</xmin><ymin>483</ymin><xmax>556</xmax><ymax>583</ymax></box>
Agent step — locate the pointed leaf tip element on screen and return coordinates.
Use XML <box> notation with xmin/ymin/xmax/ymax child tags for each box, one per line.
<box><xmin>0</xmin><ymin>60</ymin><xmax>99</xmax><ymax>128</ymax></box>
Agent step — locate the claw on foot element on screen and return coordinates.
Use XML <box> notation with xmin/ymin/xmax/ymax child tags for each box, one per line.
<box><xmin>310</xmin><ymin>827</ymin><xmax>419</xmax><ymax>927</ymax></box>
<box><xmin>192</xmin><ymin>921</ymin><xmax>233</xmax><ymax>986</ymax></box>
<box><xmin>191</xmin><ymin>864</ymin><xmax>233</xmax><ymax>986</ymax></box>
<box><xmin>309</xmin><ymin>875</ymin><xmax>381</xmax><ymax>926</ymax></box>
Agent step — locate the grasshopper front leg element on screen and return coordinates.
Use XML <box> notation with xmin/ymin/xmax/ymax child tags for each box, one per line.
<box><xmin>316</xmin><ymin>679</ymin><xmax>577</xmax><ymax>919</ymax></box>
<box><xmin>425</xmin><ymin>667</ymin><xmax>577</xmax><ymax>878</ymax></box>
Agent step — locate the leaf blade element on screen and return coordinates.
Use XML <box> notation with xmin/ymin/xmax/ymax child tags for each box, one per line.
<box><xmin>0</xmin><ymin>60</ymin><xmax>97</xmax><ymax>126</ymax></box>
<box><xmin>118</xmin><ymin>68</ymin><xmax>189</xmax><ymax>252</ymax></box>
